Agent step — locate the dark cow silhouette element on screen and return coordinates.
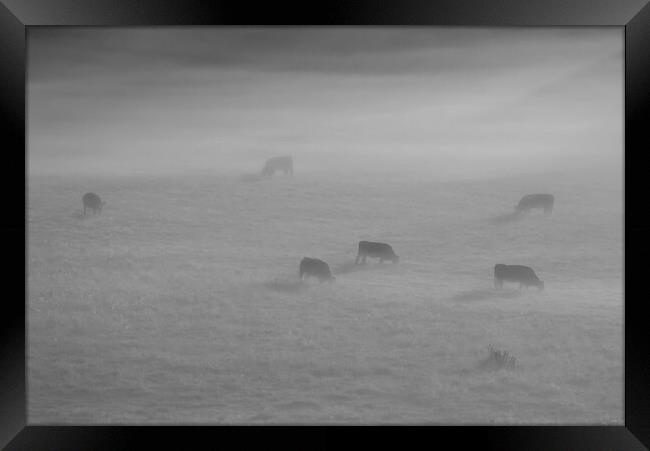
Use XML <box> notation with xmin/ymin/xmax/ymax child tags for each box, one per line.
<box><xmin>261</xmin><ymin>156</ymin><xmax>293</xmax><ymax>176</ymax></box>
<box><xmin>494</xmin><ymin>264</ymin><xmax>544</xmax><ymax>290</ymax></box>
<box><xmin>355</xmin><ymin>241</ymin><xmax>399</xmax><ymax>265</ymax></box>
<box><xmin>299</xmin><ymin>257</ymin><xmax>335</xmax><ymax>282</ymax></box>
<box><xmin>82</xmin><ymin>192</ymin><xmax>104</xmax><ymax>216</ymax></box>
<box><xmin>515</xmin><ymin>194</ymin><xmax>554</xmax><ymax>215</ymax></box>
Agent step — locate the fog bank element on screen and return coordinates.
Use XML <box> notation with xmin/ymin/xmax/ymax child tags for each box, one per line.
<box><xmin>28</xmin><ymin>28</ymin><xmax>622</xmax><ymax>180</ymax></box>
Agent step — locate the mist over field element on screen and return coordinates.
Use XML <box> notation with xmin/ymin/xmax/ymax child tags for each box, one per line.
<box><xmin>29</xmin><ymin>27</ymin><xmax>621</xmax><ymax>179</ymax></box>
<box><xmin>28</xmin><ymin>28</ymin><xmax>623</xmax><ymax>423</ymax></box>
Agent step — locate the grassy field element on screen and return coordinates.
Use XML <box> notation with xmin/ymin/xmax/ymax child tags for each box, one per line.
<box><xmin>27</xmin><ymin>171</ymin><xmax>623</xmax><ymax>424</ymax></box>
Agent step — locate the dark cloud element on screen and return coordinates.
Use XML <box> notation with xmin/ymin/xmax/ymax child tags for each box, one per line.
<box><xmin>29</xmin><ymin>27</ymin><xmax>621</xmax><ymax>80</ymax></box>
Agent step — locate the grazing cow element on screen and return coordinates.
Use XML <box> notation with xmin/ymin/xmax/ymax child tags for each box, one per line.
<box><xmin>515</xmin><ymin>194</ymin><xmax>554</xmax><ymax>215</ymax></box>
<box><xmin>355</xmin><ymin>241</ymin><xmax>399</xmax><ymax>265</ymax></box>
<box><xmin>299</xmin><ymin>257</ymin><xmax>335</xmax><ymax>282</ymax></box>
<box><xmin>494</xmin><ymin>264</ymin><xmax>544</xmax><ymax>290</ymax></box>
<box><xmin>261</xmin><ymin>156</ymin><xmax>293</xmax><ymax>176</ymax></box>
<box><xmin>82</xmin><ymin>192</ymin><xmax>104</xmax><ymax>216</ymax></box>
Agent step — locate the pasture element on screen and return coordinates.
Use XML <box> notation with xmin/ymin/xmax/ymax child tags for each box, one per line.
<box><xmin>27</xmin><ymin>171</ymin><xmax>623</xmax><ymax>423</ymax></box>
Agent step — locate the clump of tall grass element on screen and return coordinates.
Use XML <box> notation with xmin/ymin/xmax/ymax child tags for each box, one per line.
<box><xmin>478</xmin><ymin>345</ymin><xmax>518</xmax><ymax>371</ymax></box>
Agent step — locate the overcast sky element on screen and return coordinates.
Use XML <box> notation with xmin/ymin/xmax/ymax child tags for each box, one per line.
<box><xmin>28</xmin><ymin>27</ymin><xmax>623</xmax><ymax>179</ymax></box>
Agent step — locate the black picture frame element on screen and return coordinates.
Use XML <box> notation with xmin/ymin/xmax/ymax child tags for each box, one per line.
<box><xmin>2</xmin><ymin>1</ymin><xmax>649</xmax><ymax>449</ymax></box>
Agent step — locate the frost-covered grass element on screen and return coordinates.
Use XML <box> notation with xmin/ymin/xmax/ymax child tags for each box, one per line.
<box><xmin>27</xmin><ymin>171</ymin><xmax>623</xmax><ymax>424</ymax></box>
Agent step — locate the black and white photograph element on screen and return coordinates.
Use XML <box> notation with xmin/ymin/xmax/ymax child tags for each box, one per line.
<box><xmin>27</xmin><ymin>27</ymin><xmax>623</xmax><ymax>424</ymax></box>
